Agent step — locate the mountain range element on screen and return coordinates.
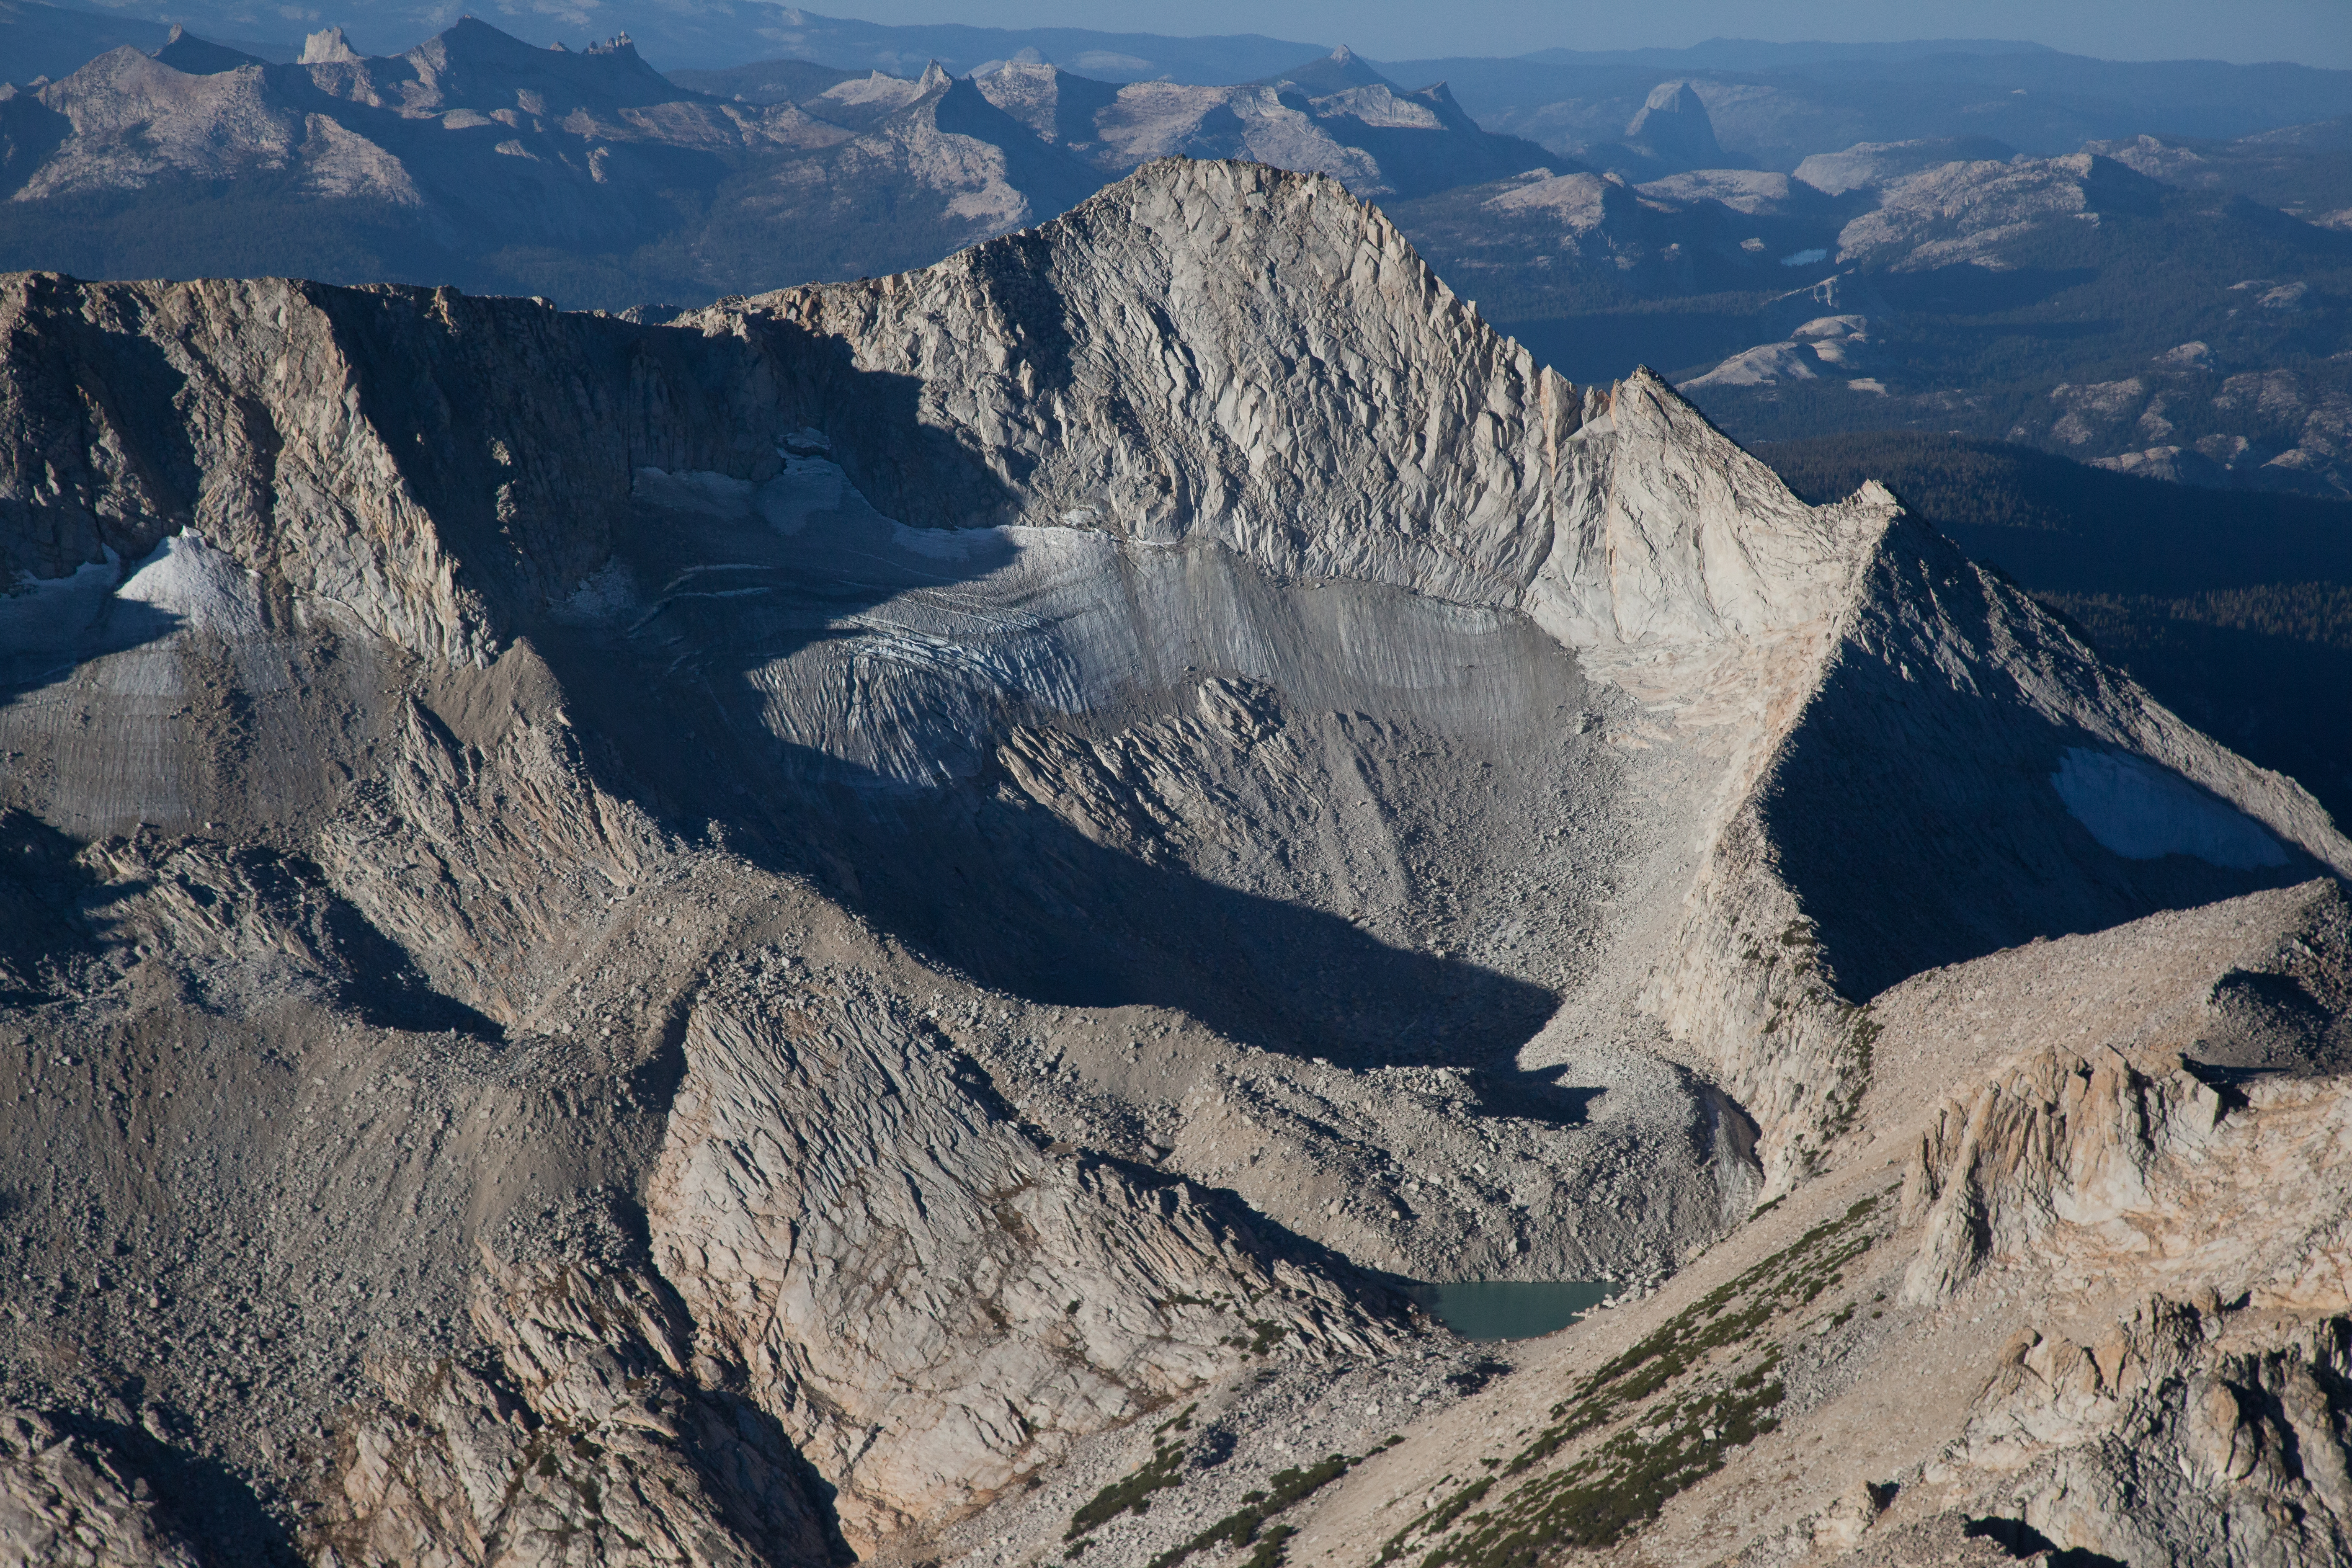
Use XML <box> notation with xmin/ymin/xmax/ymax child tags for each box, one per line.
<box><xmin>8</xmin><ymin>6</ymin><xmax>2352</xmax><ymax>505</ymax></box>
<box><xmin>1662</xmin><ymin>134</ymin><xmax>2352</xmax><ymax>498</ymax></box>
<box><xmin>6</xmin><ymin>152</ymin><xmax>2352</xmax><ymax>1568</ymax></box>
<box><xmin>0</xmin><ymin>19</ymin><xmax>1553</xmax><ymax>305</ymax></box>
<box><xmin>6</xmin><ymin>24</ymin><xmax>2352</xmax><ymax>1568</ymax></box>
<box><xmin>692</xmin><ymin>43</ymin><xmax>1557</xmax><ymax>202</ymax></box>
<box><xmin>1369</xmin><ymin>96</ymin><xmax>2352</xmax><ymax>499</ymax></box>
<box><xmin>1412</xmin><ymin>48</ymin><xmax>2352</xmax><ymax>171</ymax></box>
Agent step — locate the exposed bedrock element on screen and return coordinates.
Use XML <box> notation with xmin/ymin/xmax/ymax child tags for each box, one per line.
<box><xmin>0</xmin><ymin>1408</ymin><xmax>204</xmax><ymax>1568</ymax></box>
<box><xmin>1248</xmin><ymin>881</ymin><xmax>2352</xmax><ymax>1568</ymax></box>
<box><xmin>1877</xmin><ymin>890</ymin><xmax>2352</xmax><ymax>1568</ymax></box>
<box><xmin>0</xmin><ymin>157</ymin><xmax>2347</xmax><ymax>1562</ymax></box>
<box><xmin>315</xmin><ymin>1258</ymin><xmax>845</xmax><ymax>1568</ymax></box>
<box><xmin>645</xmin><ymin>987</ymin><xmax>1405</xmax><ymax>1548</ymax></box>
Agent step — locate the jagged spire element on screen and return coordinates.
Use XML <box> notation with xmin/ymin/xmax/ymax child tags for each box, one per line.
<box><xmin>301</xmin><ymin>25</ymin><xmax>361</xmax><ymax>63</ymax></box>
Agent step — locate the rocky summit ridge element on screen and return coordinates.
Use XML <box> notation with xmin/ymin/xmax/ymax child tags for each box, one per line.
<box><xmin>0</xmin><ymin>156</ymin><xmax>2348</xmax><ymax>1568</ymax></box>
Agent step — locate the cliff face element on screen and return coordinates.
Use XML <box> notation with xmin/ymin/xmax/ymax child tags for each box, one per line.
<box><xmin>645</xmin><ymin>989</ymin><xmax>1403</xmax><ymax>1548</ymax></box>
<box><xmin>0</xmin><ymin>157</ymin><xmax>2347</xmax><ymax>1567</ymax></box>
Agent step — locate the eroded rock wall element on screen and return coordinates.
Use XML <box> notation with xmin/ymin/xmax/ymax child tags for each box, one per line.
<box><xmin>645</xmin><ymin>975</ymin><xmax>1404</xmax><ymax>1547</ymax></box>
<box><xmin>1650</xmin><ymin>512</ymin><xmax>2352</xmax><ymax>1186</ymax></box>
<box><xmin>3</xmin><ymin>157</ymin><xmax>2349</xmax><ymax>1568</ymax></box>
<box><xmin>0</xmin><ymin>1410</ymin><xmax>202</xmax><ymax>1568</ymax></box>
<box><xmin>315</xmin><ymin>1259</ymin><xmax>842</xmax><ymax>1568</ymax></box>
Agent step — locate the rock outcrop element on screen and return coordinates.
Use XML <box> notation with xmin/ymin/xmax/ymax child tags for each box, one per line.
<box><xmin>1</xmin><ymin>156</ymin><xmax>2348</xmax><ymax>1568</ymax></box>
<box><xmin>1949</xmin><ymin>1300</ymin><xmax>2352</xmax><ymax>1568</ymax></box>
<box><xmin>0</xmin><ymin>1411</ymin><xmax>201</xmax><ymax>1568</ymax></box>
<box><xmin>315</xmin><ymin>1259</ymin><xmax>841</xmax><ymax>1568</ymax></box>
<box><xmin>646</xmin><ymin>984</ymin><xmax>1400</xmax><ymax>1547</ymax></box>
<box><xmin>1898</xmin><ymin>1047</ymin><xmax>2223</xmax><ymax>1304</ymax></box>
<box><xmin>1832</xmin><ymin>151</ymin><xmax>2164</xmax><ymax>272</ymax></box>
<box><xmin>1623</xmin><ymin>80</ymin><xmax>1726</xmax><ymax>171</ymax></box>
<box><xmin>1788</xmin><ymin>135</ymin><xmax>2021</xmax><ymax>198</ymax></box>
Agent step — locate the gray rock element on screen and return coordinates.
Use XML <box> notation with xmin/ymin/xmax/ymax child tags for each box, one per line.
<box><xmin>1623</xmin><ymin>80</ymin><xmax>1725</xmax><ymax>171</ymax></box>
<box><xmin>0</xmin><ymin>155</ymin><xmax>2345</xmax><ymax>1568</ymax></box>
<box><xmin>0</xmin><ymin>1410</ymin><xmax>202</xmax><ymax>1568</ymax></box>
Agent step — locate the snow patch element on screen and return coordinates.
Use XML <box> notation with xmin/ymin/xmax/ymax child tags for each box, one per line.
<box><xmin>0</xmin><ymin>552</ymin><xmax>119</xmax><ymax>653</ymax></box>
<box><xmin>756</xmin><ymin>461</ymin><xmax>848</xmax><ymax>535</ymax></box>
<box><xmin>2050</xmin><ymin>747</ymin><xmax>2288</xmax><ymax>869</ymax></box>
<box><xmin>634</xmin><ymin>466</ymin><xmax>758</xmax><ymax>516</ymax></box>
<box><xmin>888</xmin><ymin>521</ymin><xmax>1015</xmax><ymax>560</ymax></box>
<box><xmin>115</xmin><ymin>533</ymin><xmax>265</xmax><ymax>641</ymax></box>
<box><xmin>555</xmin><ymin>558</ymin><xmax>638</xmax><ymax>622</ymax></box>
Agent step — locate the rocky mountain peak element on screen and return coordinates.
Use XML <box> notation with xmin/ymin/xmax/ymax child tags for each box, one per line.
<box><xmin>1635</xmin><ymin>78</ymin><xmax>1705</xmax><ymax>116</ymax></box>
<box><xmin>517</xmin><ymin>24</ymin><xmax>680</xmax><ymax>102</ymax></box>
<box><xmin>5</xmin><ymin>130</ymin><xmax>2352</xmax><ymax>1568</ymax></box>
<box><xmin>298</xmin><ymin>23</ymin><xmax>358</xmax><ymax>64</ymax></box>
<box><xmin>745</xmin><ymin>155</ymin><xmax>1570</xmax><ymax>601</ymax></box>
<box><xmin>152</xmin><ymin>23</ymin><xmax>261</xmax><ymax>73</ymax></box>
<box><xmin>397</xmin><ymin>15</ymin><xmax>675</xmax><ymax>111</ymax></box>
<box><xmin>1624</xmin><ymin>77</ymin><xmax>1725</xmax><ymax>168</ymax></box>
<box><xmin>1259</xmin><ymin>41</ymin><xmax>1392</xmax><ymax>95</ymax></box>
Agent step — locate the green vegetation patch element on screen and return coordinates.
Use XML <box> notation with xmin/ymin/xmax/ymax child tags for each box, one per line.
<box><xmin>1068</xmin><ymin>1436</ymin><xmax>1189</xmax><ymax>1540</ymax></box>
<box><xmin>1419</xmin><ymin>1369</ymin><xmax>1787</xmax><ymax>1565</ymax></box>
<box><xmin>1220</xmin><ymin>1318</ymin><xmax>1290</xmax><ymax>1356</ymax></box>
<box><xmin>1379</xmin><ymin>1194</ymin><xmax>1883</xmax><ymax>1568</ymax></box>
<box><xmin>1238</xmin><ymin>1524</ymin><xmax>1300</xmax><ymax>1568</ymax></box>
<box><xmin>1146</xmin><ymin>1452</ymin><xmax>1359</xmax><ymax>1568</ymax></box>
<box><xmin>1069</xmin><ymin>1423</ymin><xmax>1368</xmax><ymax>1564</ymax></box>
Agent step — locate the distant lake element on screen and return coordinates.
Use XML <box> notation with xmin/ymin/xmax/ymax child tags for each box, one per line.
<box><xmin>1403</xmin><ymin>1280</ymin><xmax>1616</xmax><ymax>1341</ymax></box>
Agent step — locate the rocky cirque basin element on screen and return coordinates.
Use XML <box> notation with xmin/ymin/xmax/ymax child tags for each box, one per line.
<box><xmin>0</xmin><ymin>156</ymin><xmax>2349</xmax><ymax>1568</ymax></box>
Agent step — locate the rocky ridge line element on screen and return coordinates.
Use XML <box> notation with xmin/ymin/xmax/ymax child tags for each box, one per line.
<box><xmin>2</xmin><ymin>155</ymin><xmax>2348</xmax><ymax>1564</ymax></box>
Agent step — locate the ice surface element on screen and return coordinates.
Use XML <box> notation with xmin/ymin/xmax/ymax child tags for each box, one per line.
<box><xmin>114</xmin><ymin>533</ymin><xmax>266</xmax><ymax>642</ymax></box>
<box><xmin>2052</xmin><ymin>746</ymin><xmax>2289</xmax><ymax>869</ymax></box>
<box><xmin>632</xmin><ymin>466</ymin><xmax>759</xmax><ymax>517</ymax></box>
<box><xmin>0</xmin><ymin>552</ymin><xmax>118</xmax><ymax>656</ymax></box>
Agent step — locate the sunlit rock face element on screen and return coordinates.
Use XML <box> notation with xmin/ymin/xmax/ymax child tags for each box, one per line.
<box><xmin>0</xmin><ymin>157</ymin><xmax>2346</xmax><ymax>1566</ymax></box>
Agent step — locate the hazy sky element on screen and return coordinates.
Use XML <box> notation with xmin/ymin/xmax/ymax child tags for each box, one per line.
<box><xmin>813</xmin><ymin>0</ymin><xmax>2352</xmax><ymax>69</ymax></box>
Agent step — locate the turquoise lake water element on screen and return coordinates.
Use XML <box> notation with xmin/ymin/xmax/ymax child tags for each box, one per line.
<box><xmin>1403</xmin><ymin>1280</ymin><xmax>1616</xmax><ymax>1341</ymax></box>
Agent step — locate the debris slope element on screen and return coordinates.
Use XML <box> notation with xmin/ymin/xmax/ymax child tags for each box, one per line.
<box><xmin>0</xmin><ymin>156</ymin><xmax>2344</xmax><ymax>1565</ymax></box>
